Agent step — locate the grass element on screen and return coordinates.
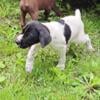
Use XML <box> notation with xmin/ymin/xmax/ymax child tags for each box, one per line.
<box><xmin>0</xmin><ymin>1</ymin><xmax>100</xmax><ymax>100</ymax></box>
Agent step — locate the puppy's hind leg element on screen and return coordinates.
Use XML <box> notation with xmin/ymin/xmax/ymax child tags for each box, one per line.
<box><xmin>78</xmin><ymin>34</ymin><xmax>95</xmax><ymax>51</ymax></box>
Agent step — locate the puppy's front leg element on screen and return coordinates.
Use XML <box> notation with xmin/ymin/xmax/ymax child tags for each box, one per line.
<box><xmin>20</xmin><ymin>10</ymin><xmax>26</xmax><ymax>28</ymax></box>
<box><xmin>25</xmin><ymin>44</ymin><xmax>39</xmax><ymax>73</ymax></box>
<box><xmin>56</xmin><ymin>45</ymin><xmax>67</xmax><ymax>70</ymax></box>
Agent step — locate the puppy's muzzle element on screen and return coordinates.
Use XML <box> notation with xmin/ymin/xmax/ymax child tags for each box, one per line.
<box><xmin>15</xmin><ymin>34</ymin><xmax>23</xmax><ymax>46</ymax></box>
<box><xmin>15</xmin><ymin>39</ymin><xmax>21</xmax><ymax>45</ymax></box>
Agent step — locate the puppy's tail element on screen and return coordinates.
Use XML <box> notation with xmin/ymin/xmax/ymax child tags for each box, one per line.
<box><xmin>75</xmin><ymin>9</ymin><xmax>81</xmax><ymax>19</ymax></box>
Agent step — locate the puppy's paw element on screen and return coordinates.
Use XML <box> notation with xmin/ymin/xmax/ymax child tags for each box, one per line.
<box><xmin>56</xmin><ymin>64</ymin><xmax>65</xmax><ymax>70</ymax></box>
<box><xmin>88</xmin><ymin>47</ymin><xmax>95</xmax><ymax>52</ymax></box>
<box><xmin>25</xmin><ymin>64</ymin><xmax>33</xmax><ymax>73</ymax></box>
<box><xmin>26</xmin><ymin>66</ymin><xmax>33</xmax><ymax>73</ymax></box>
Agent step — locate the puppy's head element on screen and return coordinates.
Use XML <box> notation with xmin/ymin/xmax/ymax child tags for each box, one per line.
<box><xmin>15</xmin><ymin>21</ymin><xmax>51</xmax><ymax>48</ymax></box>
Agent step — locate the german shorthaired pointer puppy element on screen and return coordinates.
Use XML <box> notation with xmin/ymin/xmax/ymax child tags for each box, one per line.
<box><xmin>16</xmin><ymin>9</ymin><xmax>94</xmax><ymax>72</ymax></box>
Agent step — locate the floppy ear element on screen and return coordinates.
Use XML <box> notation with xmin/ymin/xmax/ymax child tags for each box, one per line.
<box><xmin>39</xmin><ymin>28</ymin><xmax>51</xmax><ymax>48</ymax></box>
<box><xmin>22</xmin><ymin>24</ymin><xmax>30</xmax><ymax>33</ymax></box>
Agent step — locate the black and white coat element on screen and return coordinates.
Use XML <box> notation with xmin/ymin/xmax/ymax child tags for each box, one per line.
<box><xmin>16</xmin><ymin>9</ymin><xmax>94</xmax><ymax>72</ymax></box>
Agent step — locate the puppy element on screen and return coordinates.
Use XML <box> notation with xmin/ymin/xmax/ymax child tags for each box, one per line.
<box><xmin>20</xmin><ymin>0</ymin><xmax>62</xmax><ymax>28</ymax></box>
<box><xmin>16</xmin><ymin>9</ymin><xmax>94</xmax><ymax>72</ymax></box>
